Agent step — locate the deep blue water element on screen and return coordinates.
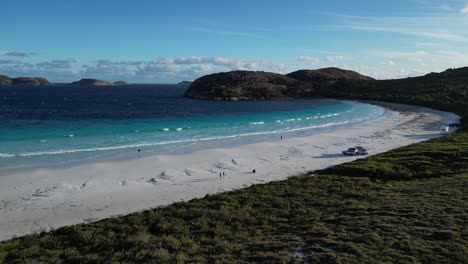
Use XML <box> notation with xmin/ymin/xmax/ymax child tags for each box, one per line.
<box><xmin>0</xmin><ymin>84</ymin><xmax>387</xmax><ymax>172</ymax></box>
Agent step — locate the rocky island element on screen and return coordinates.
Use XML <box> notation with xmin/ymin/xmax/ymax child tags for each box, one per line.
<box><xmin>177</xmin><ymin>81</ymin><xmax>192</xmax><ymax>86</ymax></box>
<box><xmin>72</xmin><ymin>79</ymin><xmax>116</xmax><ymax>86</ymax></box>
<box><xmin>184</xmin><ymin>70</ymin><xmax>317</xmax><ymax>100</ymax></box>
<box><xmin>184</xmin><ymin>68</ymin><xmax>374</xmax><ymax>100</ymax></box>
<box><xmin>0</xmin><ymin>75</ymin><xmax>52</xmax><ymax>86</ymax></box>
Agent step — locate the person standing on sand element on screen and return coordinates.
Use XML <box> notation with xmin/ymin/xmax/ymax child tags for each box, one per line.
<box><xmin>219</xmin><ymin>172</ymin><xmax>222</xmax><ymax>180</ymax></box>
<box><xmin>280</xmin><ymin>135</ymin><xmax>283</xmax><ymax>140</ymax></box>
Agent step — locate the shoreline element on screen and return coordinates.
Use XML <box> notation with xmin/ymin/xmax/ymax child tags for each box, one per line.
<box><xmin>0</xmin><ymin>99</ymin><xmax>385</xmax><ymax>175</ymax></box>
<box><xmin>0</xmin><ymin>102</ymin><xmax>460</xmax><ymax>242</ymax></box>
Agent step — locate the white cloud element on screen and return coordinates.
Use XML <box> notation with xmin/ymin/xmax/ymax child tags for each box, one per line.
<box><xmin>380</xmin><ymin>60</ymin><xmax>396</xmax><ymax>66</ymax></box>
<box><xmin>439</xmin><ymin>4</ymin><xmax>454</xmax><ymax>11</ymax></box>
<box><xmin>0</xmin><ymin>59</ymin><xmax>22</xmax><ymax>64</ymax></box>
<box><xmin>37</xmin><ymin>59</ymin><xmax>77</xmax><ymax>69</ymax></box>
<box><xmin>335</xmin><ymin>13</ymin><xmax>468</xmax><ymax>43</ymax></box>
<box><xmin>374</xmin><ymin>50</ymin><xmax>428</xmax><ymax>63</ymax></box>
<box><xmin>326</xmin><ymin>56</ymin><xmax>352</xmax><ymax>62</ymax></box>
<box><xmin>4</xmin><ymin>51</ymin><xmax>33</xmax><ymax>57</ymax></box>
<box><xmin>461</xmin><ymin>5</ymin><xmax>468</xmax><ymax>13</ymax></box>
<box><xmin>297</xmin><ymin>56</ymin><xmax>320</xmax><ymax>63</ymax></box>
<box><xmin>98</xmin><ymin>60</ymin><xmax>143</xmax><ymax>66</ymax></box>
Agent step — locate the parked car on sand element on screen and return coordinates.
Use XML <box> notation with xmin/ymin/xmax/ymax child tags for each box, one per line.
<box><xmin>342</xmin><ymin>146</ymin><xmax>369</xmax><ymax>156</ymax></box>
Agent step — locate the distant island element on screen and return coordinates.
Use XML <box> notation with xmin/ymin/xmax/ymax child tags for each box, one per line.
<box><xmin>184</xmin><ymin>67</ymin><xmax>373</xmax><ymax>100</ymax></box>
<box><xmin>177</xmin><ymin>81</ymin><xmax>192</xmax><ymax>86</ymax></box>
<box><xmin>71</xmin><ymin>79</ymin><xmax>128</xmax><ymax>86</ymax></box>
<box><xmin>0</xmin><ymin>75</ymin><xmax>52</xmax><ymax>86</ymax></box>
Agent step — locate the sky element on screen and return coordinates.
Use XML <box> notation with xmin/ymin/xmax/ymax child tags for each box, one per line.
<box><xmin>1</xmin><ymin>0</ymin><xmax>468</xmax><ymax>83</ymax></box>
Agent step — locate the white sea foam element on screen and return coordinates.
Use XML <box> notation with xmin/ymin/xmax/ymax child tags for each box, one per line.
<box><xmin>0</xmin><ymin>114</ymin><xmax>385</xmax><ymax>159</ymax></box>
<box><xmin>0</xmin><ymin>104</ymin><xmax>389</xmax><ymax>160</ymax></box>
<box><xmin>249</xmin><ymin>122</ymin><xmax>264</xmax><ymax>125</ymax></box>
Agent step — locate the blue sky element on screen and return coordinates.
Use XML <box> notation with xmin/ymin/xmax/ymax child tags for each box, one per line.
<box><xmin>1</xmin><ymin>0</ymin><xmax>468</xmax><ymax>83</ymax></box>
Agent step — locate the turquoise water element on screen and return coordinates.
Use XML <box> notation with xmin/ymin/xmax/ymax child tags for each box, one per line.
<box><xmin>0</xmin><ymin>99</ymin><xmax>386</xmax><ymax>172</ymax></box>
<box><xmin>0</xmin><ymin>84</ymin><xmax>388</xmax><ymax>173</ymax></box>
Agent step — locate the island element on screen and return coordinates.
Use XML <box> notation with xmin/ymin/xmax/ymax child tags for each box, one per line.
<box><xmin>0</xmin><ymin>75</ymin><xmax>52</xmax><ymax>86</ymax></box>
<box><xmin>184</xmin><ymin>67</ymin><xmax>375</xmax><ymax>100</ymax></box>
<box><xmin>177</xmin><ymin>81</ymin><xmax>192</xmax><ymax>86</ymax></box>
<box><xmin>113</xmin><ymin>81</ymin><xmax>129</xmax><ymax>86</ymax></box>
<box><xmin>71</xmin><ymin>78</ymin><xmax>116</xmax><ymax>86</ymax></box>
<box><xmin>184</xmin><ymin>70</ymin><xmax>318</xmax><ymax>100</ymax></box>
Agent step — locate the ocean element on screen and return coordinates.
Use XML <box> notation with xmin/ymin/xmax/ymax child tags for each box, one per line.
<box><xmin>0</xmin><ymin>84</ymin><xmax>387</xmax><ymax>173</ymax></box>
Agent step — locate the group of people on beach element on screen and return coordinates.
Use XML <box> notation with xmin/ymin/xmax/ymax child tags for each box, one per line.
<box><xmin>219</xmin><ymin>171</ymin><xmax>227</xmax><ymax>179</ymax></box>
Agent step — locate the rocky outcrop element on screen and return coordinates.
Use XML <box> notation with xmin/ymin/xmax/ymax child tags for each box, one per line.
<box><xmin>184</xmin><ymin>71</ymin><xmax>317</xmax><ymax>100</ymax></box>
<box><xmin>113</xmin><ymin>81</ymin><xmax>129</xmax><ymax>85</ymax></box>
<box><xmin>177</xmin><ymin>81</ymin><xmax>192</xmax><ymax>86</ymax></box>
<box><xmin>0</xmin><ymin>75</ymin><xmax>12</xmax><ymax>86</ymax></box>
<box><xmin>72</xmin><ymin>79</ymin><xmax>114</xmax><ymax>86</ymax></box>
<box><xmin>184</xmin><ymin>68</ymin><xmax>376</xmax><ymax>100</ymax></box>
<box><xmin>286</xmin><ymin>67</ymin><xmax>374</xmax><ymax>82</ymax></box>
<box><xmin>0</xmin><ymin>75</ymin><xmax>52</xmax><ymax>86</ymax></box>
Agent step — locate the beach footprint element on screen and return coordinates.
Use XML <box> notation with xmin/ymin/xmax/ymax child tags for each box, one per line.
<box><xmin>215</xmin><ymin>160</ymin><xmax>236</xmax><ymax>170</ymax></box>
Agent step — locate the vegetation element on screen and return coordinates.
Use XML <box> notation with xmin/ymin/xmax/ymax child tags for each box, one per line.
<box><xmin>1</xmin><ymin>67</ymin><xmax>467</xmax><ymax>263</ymax></box>
<box><xmin>318</xmin><ymin>67</ymin><xmax>468</xmax><ymax>127</ymax></box>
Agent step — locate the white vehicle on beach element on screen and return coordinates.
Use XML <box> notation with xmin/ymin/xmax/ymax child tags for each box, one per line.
<box><xmin>440</xmin><ymin>126</ymin><xmax>449</xmax><ymax>135</ymax></box>
<box><xmin>342</xmin><ymin>146</ymin><xmax>369</xmax><ymax>156</ymax></box>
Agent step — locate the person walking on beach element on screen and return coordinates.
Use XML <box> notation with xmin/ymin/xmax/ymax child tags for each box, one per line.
<box><xmin>280</xmin><ymin>135</ymin><xmax>283</xmax><ymax>140</ymax></box>
<box><xmin>219</xmin><ymin>172</ymin><xmax>222</xmax><ymax>180</ymax></box>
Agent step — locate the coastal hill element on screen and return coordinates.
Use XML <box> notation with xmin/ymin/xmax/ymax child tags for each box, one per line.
<box><xmin>286</xmin><ymin>67</ymin><xmax>374</xmax><ymax>82</ymax></box>
<box><xmin>0</xmin><ymin>75</ymin><xmax>52</xmax><ymax>86</ymax></box>
<box><xmin>184</xmin><ymin>66</ymin><xmax>468</xmax><ymax>109</ymax></box>
<box><xmin>72</xmin><ymin>78</ymin><xmax>116</xmax><ymax>86</ymax></box>
<box><xmin>319</xmin><ymin>66</ymin><xmax>468</xmax><ymax>114</ymax></box>
<box><xmin>184</xmin><ymin>70</ymin><xmax>317</xmax><ymax>100</ymax></box>
<box><xmin>184</xmin><ymin>67</ymin><xmax>374</xmax><ymax>100</ymax></box>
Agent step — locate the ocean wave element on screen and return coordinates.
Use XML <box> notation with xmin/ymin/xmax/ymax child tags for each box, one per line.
<box><xmin>0</xmin><ymin>104</ymin><xmax>389</xmax><ymax>159</ymax></box>
<box><xmin>0</xmin><ymin>117</ymin><xmax>382</xmax><ymax>159</ymax></box>
<box><xmin>249</xmin><ymin>121</ymin><xmax>264</xmax><ymax>125</ymax></box>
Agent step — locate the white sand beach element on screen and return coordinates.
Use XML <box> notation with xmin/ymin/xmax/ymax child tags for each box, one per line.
<box><xmin>0</xmin><ymin>102</ymin><xmax>459</xmax><ymax>241</ymax></box>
